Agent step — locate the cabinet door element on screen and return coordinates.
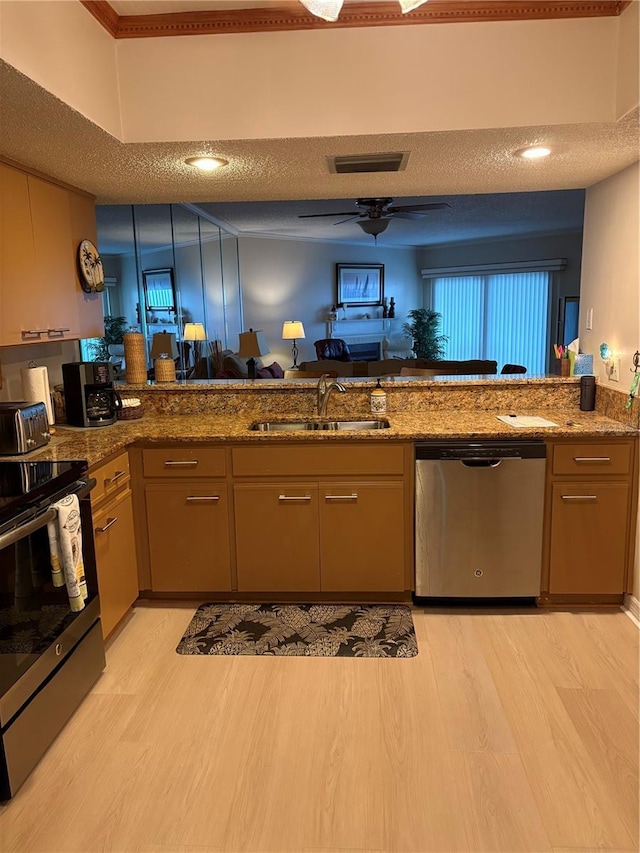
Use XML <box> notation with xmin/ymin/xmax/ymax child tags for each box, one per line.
<box><xmin>28</xmin><ymin>175</ymin><xmax>80</xmax><ymax>339</ymax></box>
<box><xmin>548</xmin><ymin>482</ymin><xmax>629</xmax><ymax>594</ymax></box>
<box><xmin>68</xmin><ymin>189</ymin><xmax>104</xmax><ymax>339</ymax></box>
<box><xmin>93</xmin><ymin>489</ymin><xmax>139</xmax><ymax>639</ymax></box>
<box><xmin>234</xmin><ymin>484</ymin><xmax>320</xmax><ymax>592</ymax></box>
<box><xmin>145</xmin><ymin>483</ymin><xmax>232</xmax><ymax>592</ymax></box>
<box><xmin>320</xmin><ymin>481</ymin><xmax>405</xmax><ymax>591</ymax></box>
<box><xmin>0</xmin><ymin>163</ymin><xmax>38</xmax><ymax>345</ymax></box>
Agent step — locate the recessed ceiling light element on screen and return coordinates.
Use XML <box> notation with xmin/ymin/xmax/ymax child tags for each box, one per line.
<box><xmin>185</xmin><ymin>157</ymin><xmax>228</xmax><ymax>172</ymax></box>
<box><xmin>517</xmin><ymin>146</ymin><xmax>552</xmax><ymax>160</ymax></box>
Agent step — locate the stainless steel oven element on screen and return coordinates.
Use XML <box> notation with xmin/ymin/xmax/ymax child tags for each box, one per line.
<box><xmin>0</xmin><ymin>460</ymin><xmax>105</xmax><ymax>799</ymax></box>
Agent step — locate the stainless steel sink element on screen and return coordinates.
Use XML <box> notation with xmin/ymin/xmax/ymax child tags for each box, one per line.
<box><xmin>250</xmin><ymin>419</ymin><xmax>390</xmax><ymax>432</ymax></box>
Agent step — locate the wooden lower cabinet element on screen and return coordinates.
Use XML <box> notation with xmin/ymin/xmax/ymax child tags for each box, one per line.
<box><xmin>320</xmin><ymin>482</ymin><xmax>405</xmax><ymax>591</ymax></box>
<box><xmin>234</xmin><ymin>479</ymin><xmax>407</xmax><ymax>593</ymax></box>
<box><xmin>145</xmin><ymin>483</ymin><xmax>232</xmax><ymax>592</ymax></box>
<box><xmin>543</xmin><ymin>438</ymin><xmax>637</xmax><ymax>602</ymax></box>
<box><xmin>234</xmin><ymin>484</ymin><xmax>320</xmax><ymax>592</ymax></box>
<box><xmin>93</xmin><ymin>488</ymin><xmax>139</xmax><ymax>639</ymax></box>
<box><xmin>548</xmin><ymin>481</ymin><xmax>629</xmax><ymax>594</ymax></box>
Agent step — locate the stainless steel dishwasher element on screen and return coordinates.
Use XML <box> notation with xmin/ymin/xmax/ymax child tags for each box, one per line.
<box><xmin>414</xmin><ymin>440</ymin><xmax>546</xmax><ymax>600</ymax></box>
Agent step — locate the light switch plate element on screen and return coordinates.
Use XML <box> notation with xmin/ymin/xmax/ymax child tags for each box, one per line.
<box><xmin>586</xmin><ymin>308</ymin><xmax>593</xmax><ymax>331</ymax></box>
<box><xmin>610</xmin><ymin>358</ymin><xmax>620</xmax><ymax>382</ymax></box>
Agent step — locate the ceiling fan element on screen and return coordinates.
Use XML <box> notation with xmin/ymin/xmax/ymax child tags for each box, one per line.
<box><xmin>298</xmin><ymin>197</ymin><xmax>450</xmax><ymax>240</ymax></box>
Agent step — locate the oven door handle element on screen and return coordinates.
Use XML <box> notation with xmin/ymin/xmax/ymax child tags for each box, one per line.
<box><xmin>0</xmin><ymin>506</ymin><xmax>57</xmax><ymax>550</ymax></box>
<box><xmin>74</xmin><ymin>477</ymin><xmax>97</xmax><ymax>500</ymax></box>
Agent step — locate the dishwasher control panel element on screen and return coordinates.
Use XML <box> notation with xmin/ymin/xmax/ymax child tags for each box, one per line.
<box><xmin>415</xmin><ymin>440</ymin><xmax>546</xmax><ymax>461</ymax></box>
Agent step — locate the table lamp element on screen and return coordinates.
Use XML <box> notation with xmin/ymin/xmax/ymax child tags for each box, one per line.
<box><xmin>282</xmin><ymin>320</ymin><xmax>305</xmax><ymax>369</ymax></box>
<box><xmin>238</xmin><ymin>328</ymin><xmax>270</xmax><ymax>379</ymax></box>
<box><xmin>150</xmin><ymin>331</ymin><xmax>179</xmax><ymax>360</ymax></box>
<box><xmin>183</xmin><ymin>322</ymin><xmax>207</xmax><ymax>368</ymax></box>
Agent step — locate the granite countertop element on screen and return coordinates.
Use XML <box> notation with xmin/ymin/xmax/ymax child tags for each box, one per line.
<box><xmin>11</xmin><ymin>407</ymin><xmax>636</xmax><ymax>468</ymax></box>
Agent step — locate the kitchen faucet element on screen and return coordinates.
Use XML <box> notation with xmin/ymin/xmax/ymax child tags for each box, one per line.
<box><xmin>317</xmin><ymin>374</ymin><xmax>346</xmax><ymax>417</ymax></box>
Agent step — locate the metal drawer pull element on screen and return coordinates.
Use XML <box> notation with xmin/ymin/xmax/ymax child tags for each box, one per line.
<box><xmin>561</xmin><ymin>495</ymin><xmax>597</xmax><ymax>501</ymax></box>
<box><xmin>573</xmin><ymin>457</ymin><xmax>611</xmax><ymax>463</ymax></box>
<box><xmin>104</xmin><ymin>470</ymin><xmax>127</xmax><ymax>485</ymax></box>
<box><xmin>47</xmin><ymin>328</ymin><xmax>71</xmax><ymax>335</ymax></box>
<box><xmin>164</xmin><ymin>460</ymin><xmax>198</xmax><ymax>467</ymax></box>
<box><xmin>21</xmin><ymin>329</ymin><xmax>48</xmax><ymax>338</ymax></box>
<box><xmin>95</xmin><ymin>516</ymin><xmax>118</xmax><ymax>533</ymax></box>
<box><xmin>278</xmin><ymin>495</ymin><xmax>312</xmax><ymax>502</ymax></box>
<box><xmin>325</xmin><ymin>494</ymin><xmax>358</xmax><ymax>501</ymax></box>
<box><xmin>186</xmin><ymin>495</ymin><xmax>220</xmax><ymax>502</ymax></box>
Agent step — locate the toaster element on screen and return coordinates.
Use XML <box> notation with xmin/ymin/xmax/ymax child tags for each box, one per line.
<box><xmin>0</xmin><ymin>402</ymin><xmax>51</xmax><ymax>455</ymax></box>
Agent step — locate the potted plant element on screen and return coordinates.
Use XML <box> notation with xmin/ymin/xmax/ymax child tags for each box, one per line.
<box><xmin>403</xmin><ymin>308</ymin><xmax>448</xmax><ymax>360</ymax></box>
<box><xmin>90</xmin><ymin>315</ymin><xmax>128</xmax><ymax>363</ymax></box>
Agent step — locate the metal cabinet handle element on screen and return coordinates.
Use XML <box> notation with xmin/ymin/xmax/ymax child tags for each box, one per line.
<box><xmin>21</xmin><ymin>329</ymin><xmax>48</xmax><ymax>339</ymax></box>
<box><xmin>186</xmin><ymin>495</ymin><xmax>220</xmax><ymax>502</ymax></box>
<box><xmin>325</xmin><ymin>494</ymin><xmax>358</xmax><ymax>501</ymax></box>
<box><xmin>573</xmin><ymin>457</ymin><xmax>611</xmax><ymax>463</ymax></box>
<box><xmin>278</xmin><ymin>495</ymin><xmax>312</xmax><ymax>502</ymax></box>
<box><xmin>47</xmin><ymin>328</ymin><xmax>71</xmax><ymax>336</ymax></box>
<box><xmin>561</xmin><ymin>495</ymin><xmax>597</xmax><ymax>501</ymax></box>
<box><xmin>164</xmin><ymin>460</ymin><xmax>198</xmax><ymax>467</ymax></box>
<box><xmin>95</xmin><ymin>516</ymin><xmax>118</xmax><ymax>533</ymax></box>
<box><xmin>104</xmin><ymin>470</ymin><xmax>127</xmax><ymax>485</ymax></box>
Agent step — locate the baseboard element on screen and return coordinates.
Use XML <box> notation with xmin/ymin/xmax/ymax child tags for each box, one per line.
<box><xmin>622</xmin><ymin>594</ymin><xmax>640</xmax><ymax>627</ymax></box>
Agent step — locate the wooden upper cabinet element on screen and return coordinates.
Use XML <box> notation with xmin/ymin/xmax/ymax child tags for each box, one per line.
<box><xmin>0</xmin><ymin>160</ymin><xmax>101</xmax><ymax>345</ymax></box>
<box><xmin>68</xmin><ymin>189</ymin><xmax>104</xmax><ymax>340</ymax></box>
<box><xmin>0</xmin><ymin>163</ymin><xmax>38</xmax><ymax>344</ymax></box>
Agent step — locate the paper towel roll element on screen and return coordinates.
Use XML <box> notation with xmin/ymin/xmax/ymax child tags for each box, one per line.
<box><xmin>21</xmin><ymin>366</ymin><xmax>54</xmax><ymax>425</ymax></box>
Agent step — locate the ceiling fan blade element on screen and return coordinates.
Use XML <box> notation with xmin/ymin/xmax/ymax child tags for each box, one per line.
<box><xmin>387</xmin><ymin>202</ymin><xmax>451</xmax><ymax>214</ymax></box>
<box><xmin>391</xmin><ymin>211</ymin><xmax>429</xmax><ymax>221</ymax></box>
<box><xmin>298</xmin><ymin>211</ymin><xmax>359</xmax><ymax>219</ymax></box>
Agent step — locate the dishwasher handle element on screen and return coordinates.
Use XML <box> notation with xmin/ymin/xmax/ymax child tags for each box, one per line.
<box><xmin>461</xmin><ymin>458</ymin><xmax>504</xmax><ymax>467</ymax></box>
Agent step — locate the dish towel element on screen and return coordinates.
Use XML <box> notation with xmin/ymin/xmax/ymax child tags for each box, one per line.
<box><xmin>47</xmin><ymin>494</ymin><xmax>87</xmax><ymax>612</ymax></box>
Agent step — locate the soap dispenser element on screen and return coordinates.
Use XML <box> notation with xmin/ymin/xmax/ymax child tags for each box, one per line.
<box><xmin>370</xmin><ymin>379</ymin><xmax>387</xmax><ymax>415</ymax></box>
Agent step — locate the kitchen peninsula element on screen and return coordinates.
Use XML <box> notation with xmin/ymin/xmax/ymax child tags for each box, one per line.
<box><xmin>17</xmin><ymin>374</ymin><xmax>636</xmax><ymax>632</ymax></box>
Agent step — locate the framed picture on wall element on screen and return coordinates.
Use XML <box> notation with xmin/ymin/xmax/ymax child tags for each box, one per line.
<box><xmin>336</xmin><ymin>263</ymin><xmax>384</xmax><ymax>306</ymax></box>
<box><xmin>143</xmin><ymin>268</ymin><xmax>176</xmax><ymax>311</ymax></box>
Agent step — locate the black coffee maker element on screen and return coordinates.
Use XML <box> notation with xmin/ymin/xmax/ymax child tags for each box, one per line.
<box><xmin>62</xmin><ymin>362</ymin><xmax>123</xmax><ymax>427</ymax></box>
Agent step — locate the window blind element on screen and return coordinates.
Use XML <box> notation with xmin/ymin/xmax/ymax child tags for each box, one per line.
<box><xmin>432</xmin><ymin>271</ymin><xmax>550</xmax><ymax>374</ymax></box>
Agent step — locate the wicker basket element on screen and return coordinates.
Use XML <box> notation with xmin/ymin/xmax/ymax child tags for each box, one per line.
<box><xmin>117</xmin><ymin>404</ymin><xmax>143</xmax><ymax>421</ymax></box>
<box><xmin>124</xmin><ymin>331</ymin><xmax>148</xmax><ymax>384</ymax></box>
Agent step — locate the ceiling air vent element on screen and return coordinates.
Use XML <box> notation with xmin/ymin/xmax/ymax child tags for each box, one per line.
<box><xmin>328</xmin><ymin>152</ymin><xmax>409</xmax><ymax>174</ymax></box>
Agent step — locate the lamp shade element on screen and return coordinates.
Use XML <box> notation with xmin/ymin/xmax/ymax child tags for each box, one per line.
<box><xmin>183</xmin><ymin>322</ymin><xmax>206</xmax><ymax>342</ymax></box>
<box><xmin>150</xmin><ymin>331</ymin><xmax>179</xmax><ymax>360</ymax></box>
<box><xmin>282</xmin><ymin>321</ymin><xmax>306</xmax><ymax>341</ymax></box>
<box><xmin>238</xmin><ymin>328</ymin><xmax>270</xmax><ymax>358</ymax></box>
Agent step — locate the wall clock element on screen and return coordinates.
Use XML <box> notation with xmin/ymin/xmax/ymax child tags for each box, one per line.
<box><xmin>78</xmin><ymin>239</ymin><xmax>105</xmax><ymax>293</ymax></box>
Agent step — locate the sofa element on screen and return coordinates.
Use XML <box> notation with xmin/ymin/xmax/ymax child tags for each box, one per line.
<box><xmin>215</xmin><ymin>351</ymin><xmax>285</xmax><ymax>379</ymax></box>
<box><xmin>298</xmin><ymin>358</ymin><xmax>498</xmax><ymax>377</ymax></box>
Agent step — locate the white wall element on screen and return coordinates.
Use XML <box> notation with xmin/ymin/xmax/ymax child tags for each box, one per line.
<box><xmin>237</xmin><ymin>237</ymin><xmax>421</xmax><ymax>367</ymax></box>
<box><xmin>1</xmin><ymin>2</ymin><xmax>628</xmax><ymax>144</ymax></box>
<box><xmin>616</xmin><ymin>0</ymin><xmax>640</xmax><ymax>118</ymax></box>
<box><xmin>0</xmin><ymin>340</ymin><xmax>79</xmax><ymax>402</ymax></box>
<box><xmin>579</xmin><ymin>161</ymin><xmax>640</xmax><ymax>598</ymax></box>
<box><xmin>0</xmin><ymin>0</ymin><xmax>121</xmax><ymax>137</ymax></box>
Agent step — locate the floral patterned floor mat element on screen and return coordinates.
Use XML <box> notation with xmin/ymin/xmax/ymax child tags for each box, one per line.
<box><xmin>176</xmin><ymin>603</ymin><xmax>418</xmax><ymax>658</ymax></box>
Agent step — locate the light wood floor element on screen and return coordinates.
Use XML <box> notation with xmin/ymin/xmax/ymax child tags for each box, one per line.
<box><xmin>1</xmin><ymin>604</ymin><xmax>637</xmax><ymax>853</ymax></box>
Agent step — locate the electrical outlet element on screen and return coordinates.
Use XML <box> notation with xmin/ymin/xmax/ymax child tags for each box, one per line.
<box><xmin>586</xmin><ymin>308</ymin><xmax>593</xmax><ymax>331</ymax></box>
<box><xmin>610</xmin><ymin>358</ymin><xmax>620</xmax><ymax>382</ymax></box>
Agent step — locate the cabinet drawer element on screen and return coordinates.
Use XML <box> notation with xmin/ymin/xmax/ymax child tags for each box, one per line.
<box><xmin>232</xmin><ymin>443</ymin><xmax>404</xmax><ymax>477</ymax></box>
<box><xmin>90</xmin><ymin>451</ymin><xmax>130</xmax><ymax>508</ymax></box>
<box><xmin>552</xmin><ymin>443</ymin><xmax>631</xmax><ymax>476</ymax></box>
<box><xmin>143</xmin><ymin>447</ymin><xmax>226</xmax><ymax>478</ymax></box>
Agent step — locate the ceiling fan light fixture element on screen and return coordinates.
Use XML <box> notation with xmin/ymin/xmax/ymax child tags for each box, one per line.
<box><xmin>399</xmin><ymin>0</ymin><xmax>430</xmax><ymax>12</ymax></box>
<box><xmin>185</xmin><ymin>156</ymin><xmax>228</xmax><ymax>172</ymax></box>
<box><xmin>299</xmin><ymin>0</ymin><xmax>344</xmax><ymax>21</ymax></box>
<box><xmin>357</xmin><ymin>218</ymin><xmax>390</xmax><ymax>238</ymax></box>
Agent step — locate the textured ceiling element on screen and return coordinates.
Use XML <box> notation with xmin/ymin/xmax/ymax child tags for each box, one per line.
<box><xmin>0</xmin><ymin>58</ymin><xmax>638</xmax><ymax>247</ymax></box>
